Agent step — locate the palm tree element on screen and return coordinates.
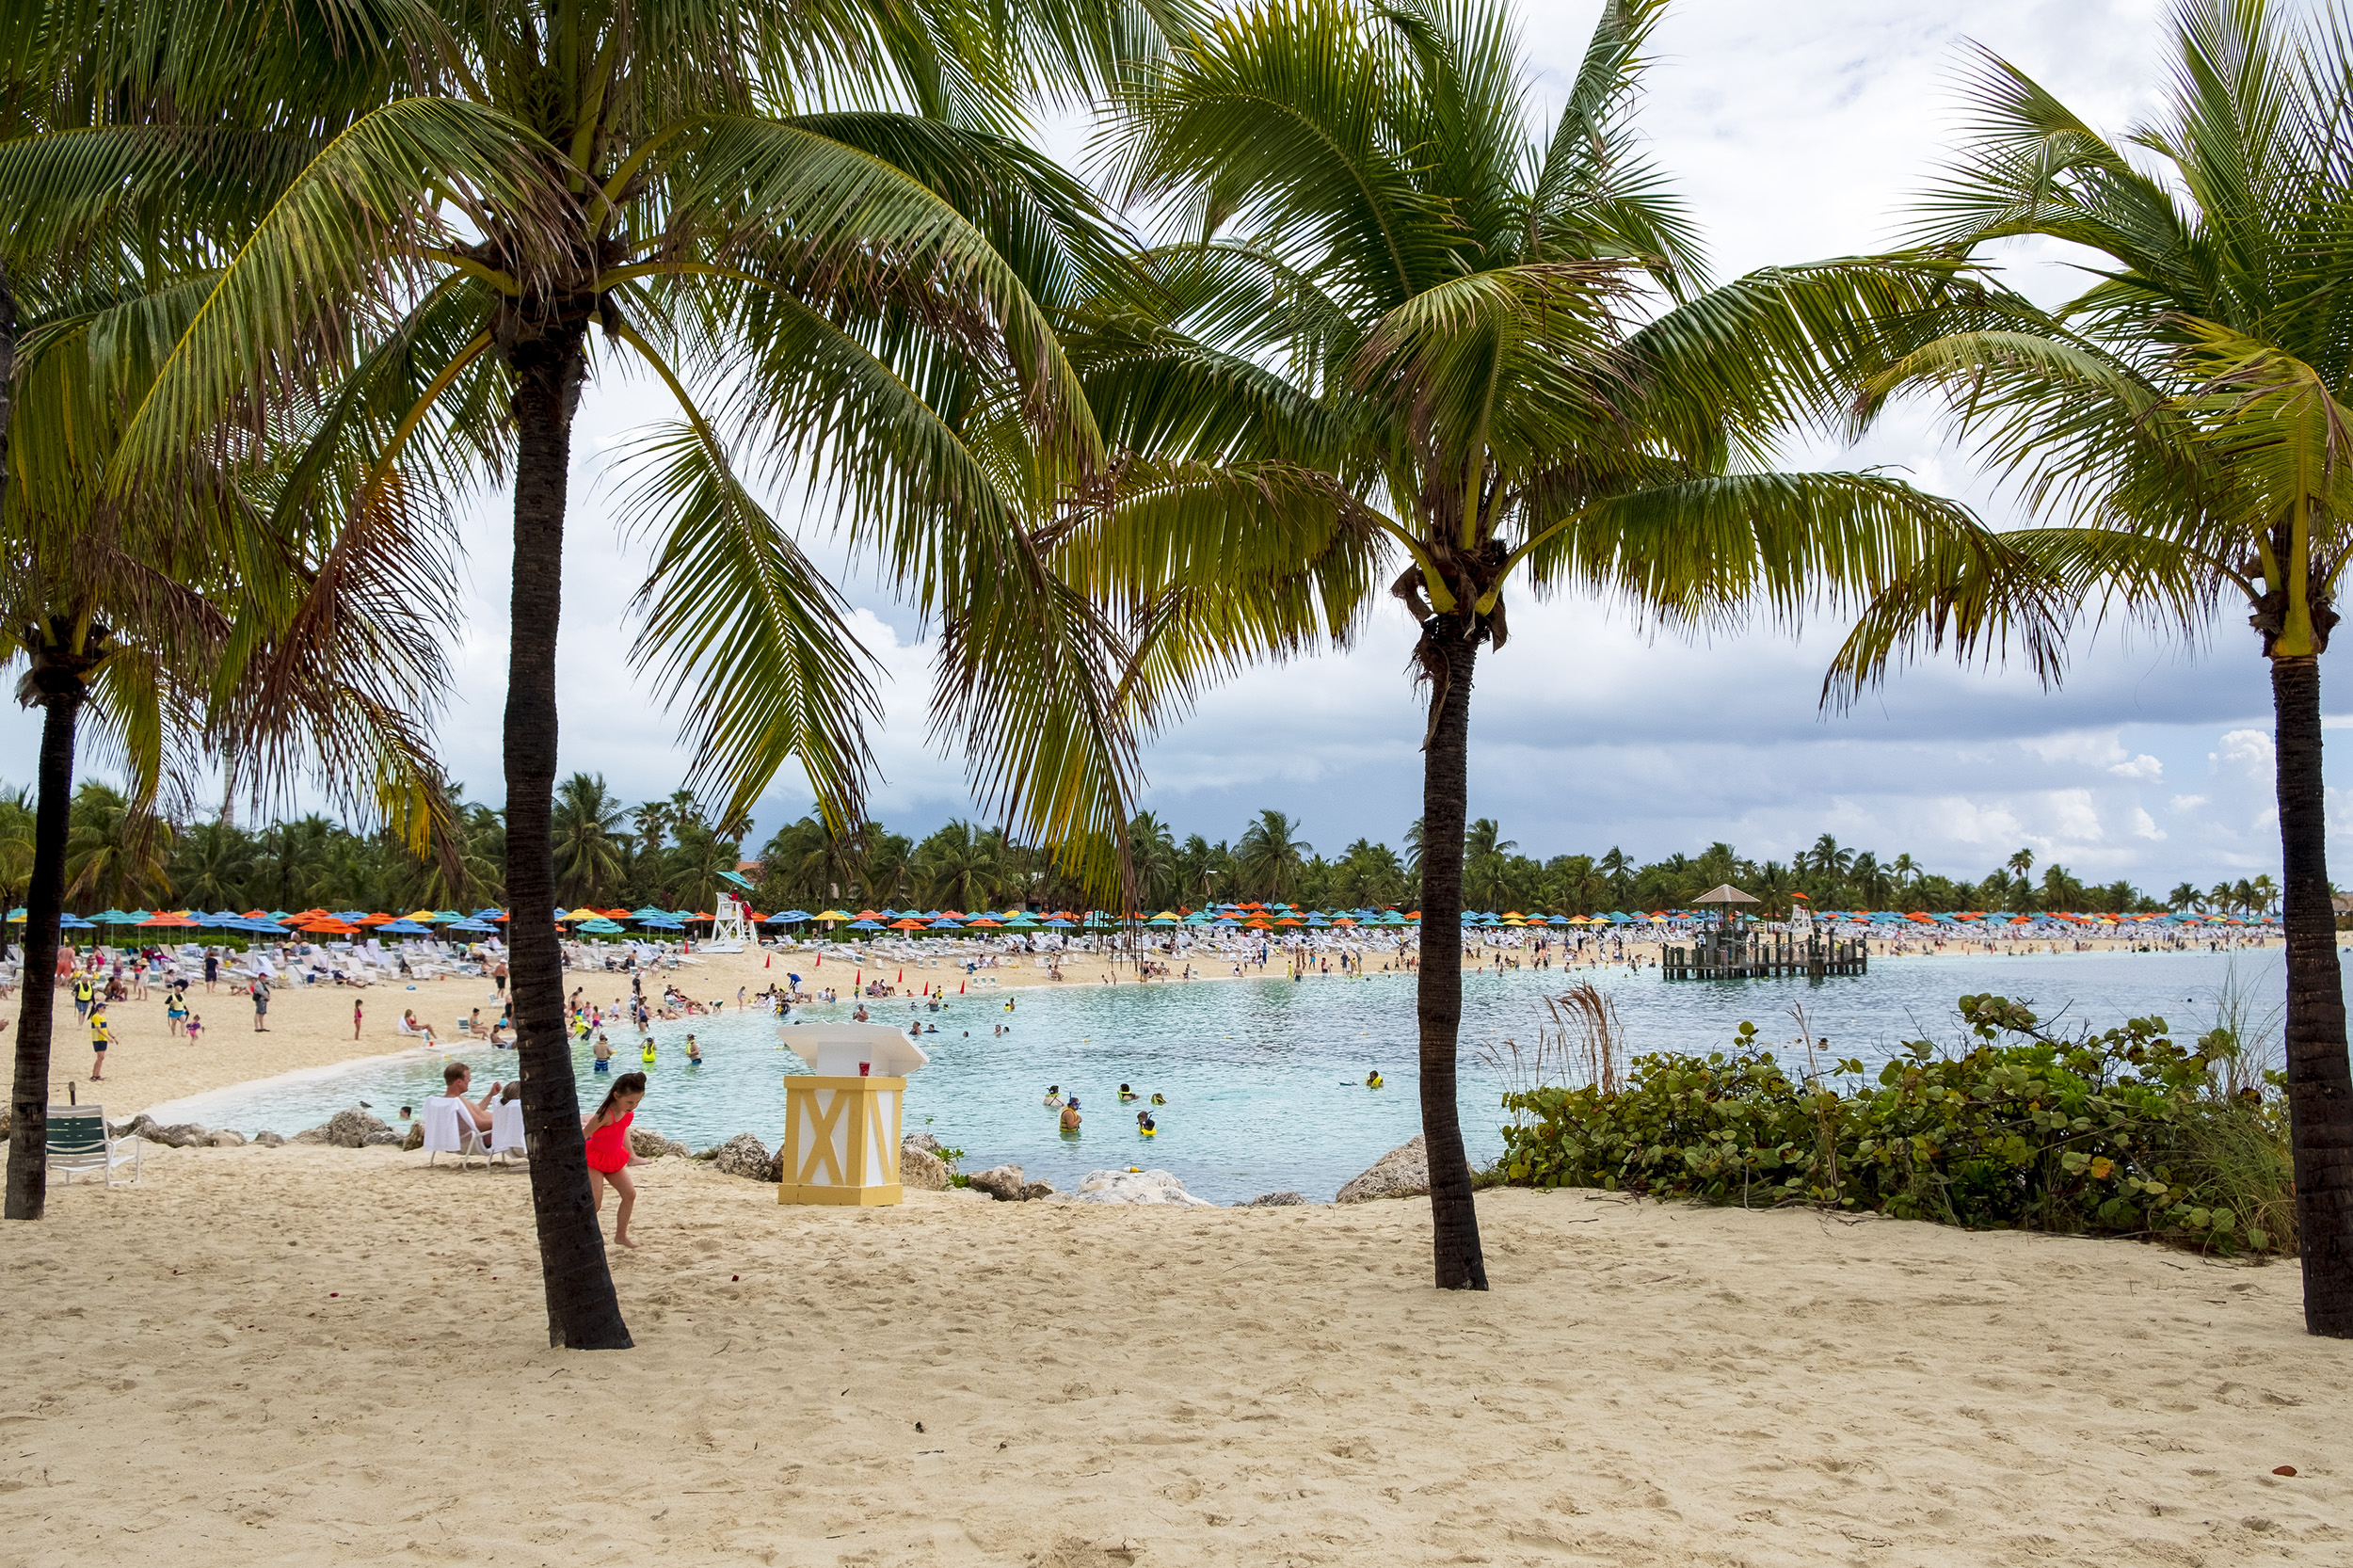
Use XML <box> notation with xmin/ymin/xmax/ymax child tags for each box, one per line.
<box><xmin>173</xmin><ymin>820</ymin><xmax>256</xmax><ymax>908</ymax></box>
<box><xmin>1825</xmin><ymin>0</ymin><xmax>2353</xmax><ymax>1334</ymax></box>
<box><xmin>1598</xmin><ymin>847</ymin><xmax>1635</xmax><ymax>905</ymax></box>
<box><xmin>2251</xmin><ymin>872</ymin><xmax>2281</xmax><ymax>917</ymax></box>
<box><xmin>1083</xmin><ymin>0</ymin><xmax>1991</xmax><ymax>1286</ymax></box>
<box><xmin>1126</xmin><ymin>810</ymin><xmax>1181</xmax><ymax>908</ymax></box>
<box><xmin>63</xmin><ymin>782</ymin><xmax>172</xmax><ymax>907</ymax></box>
<box><xmin>1236</xmin><ymin>808</ymin><xmax>1312</xmax><ymax>902</ymax></box>
<box><xmin>1</xmin><ymin>258</ymin><xmax>448</xmax><ymax>1220</ymax></box>
<box><xmin>15</xmin><ymin>0</ymin><xmax>1185</xmax><ymax>1337</ymax></box>
<box><xmin>2169</xmin><ymin>881</ymin><xmax>2201</xmax><ymax>912</ymax></box>
<box><xmin>915</xmin><ymin>819</ymin><xmax>1007</xmax><ymax>911</ymax></box>
<box><xmin>552</xmin><ymin>773</ymin><xmax>628</xmax><ymax>906</ymax></box>
<box><xmin>1809</xmin><ymin>834</ymin><xmax>1854</xmax><ymax>881</ymax></box>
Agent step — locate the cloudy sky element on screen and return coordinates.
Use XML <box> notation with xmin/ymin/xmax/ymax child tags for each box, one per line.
<box><xmin>14</xmin><ymin>0</ymin><xmax>2341</xmax><ymax>892</ymax></box>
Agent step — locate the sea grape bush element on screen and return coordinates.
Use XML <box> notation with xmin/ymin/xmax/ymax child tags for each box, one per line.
<box><xmin>1497</xmin><ymin>994</ymin><xmax>2292</xmax><ymax>1255</ymax></box>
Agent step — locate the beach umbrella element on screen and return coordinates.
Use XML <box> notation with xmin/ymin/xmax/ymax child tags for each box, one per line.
<box><xmin>966</xmin><ymin>917</ymin><xmax>1004</xmax><ymax>928</ymax></box>
<box><xmin>813</xmin><ymin>909</ymin><xmax>851</xmax><ymax>922</ymax></box>
<box><xmin>631</xmin><ymin>906</ymin><xmax>670</xmax><ymax>920</ymax></box>
<box><xmin>297</xmin><ymin>917</ymin><xmax>359</xmax><ymax>936</ymax></box>
<box><xmin>444</xmin><ymin>918</ymin><xmax>495</xmax><ymax>933</ymax></box>
<box><xmin>1003</xmin><ymin>914</ymin><xmax>1039</xmax><ymax>929</ymax></box>
<box><xmin>928</xmin><ymin>918</ymin><xmax>963</xmax><ymax>930</ymax></box>
<box><xmin>575</xmin><ymin>917</ymin><xmax>625</xmax><ymax>934</ymax></box>
<box><xmin>377</xmin><ymin>919</ymin><xmax>432</xmax><ymax>935</ymax></box>
<box><xmin>847</xmin><ymin>919</ymin><xmax>882</xmax><ymax>931</ymax></box>
<box><xmin>1305</xmin><ymin>914</ymin><xmax>1331</xmax><ymax>926</ymax></box>
<box><xmin>1146</xmin><ymin>912</ymin><xmax>1179</xmax><ymax>926</ymax></box>
<box><xmin>1043</xmin><ymin>918</ymin><xmax>1073</xmax><ymax>928</ymax></box>
<box><xmin>890</xmin><ymin>918</ymin><xmax>927</xmax><ymax>931</ymax></box>
<box><xmin>58</xmin><ymin>915</ymin><xmax>95</xmax><ymax>929</ymax></box>
<box><xmin>770</xmin><ymin>909</ymin><xmax>811</xmax><ymax>923</ymax></box>
<box><xmin>137</xmin><ymin>911</ymin><xmax>199</xmax><ymax>928</ymax></box>
<box><xmin>5</xmin><ymin>907</ymin><xmax>23</xmax><ymax>921</ymax></box>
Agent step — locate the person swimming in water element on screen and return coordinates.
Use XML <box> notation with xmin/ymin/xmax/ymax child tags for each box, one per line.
<box><xmin>641</xmin><ymin>1036</ymin><xmax>658</xmax><ymax>1065</ymax></box>
<box><xmin>1117</xmin><ymin>1083</ymin><xmax>1138</xmax><ymax>1102</ymax></box>
<box><xmin>685</xmin><ymin>1034</ymin><xmax>702</xmax><ymax>1065</ymax></box>
<box><xmin>1149</xmin><ymin>1092</ymin><xmax>1165</xmax><ymax>1106</ymax></box>
<box><xmin>1135</xmin><ymin>1110</ymin><xmax>1156</xmax><ymax>1137</ymax></box>
<box><xmin>1059</xmin><ymin>1096</ymin><xmax>1082</xmax><ymax>1133</ymax></box>
<box><xmin>1043</xmin><ymin>1085</ymin><xmax>1064</xmax><ymax>1109</ymax></box>
<box><xmin>1365</xmin><ymin>1068</ymin><xmax>1384</xmax><ymax>1088</ymax></box>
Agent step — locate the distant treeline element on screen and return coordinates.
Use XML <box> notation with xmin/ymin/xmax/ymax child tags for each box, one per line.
<box><xmin>3</xmin><ymin>779</ymin><xmax>2266</xmax><ymax>922</ymax></box>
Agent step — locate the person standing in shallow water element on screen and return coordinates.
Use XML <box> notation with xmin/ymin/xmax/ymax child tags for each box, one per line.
<box><xmin>1060</xmin><ymin>1096</ymin><xmax>1082</xmax><ymax>1133</ymax></box>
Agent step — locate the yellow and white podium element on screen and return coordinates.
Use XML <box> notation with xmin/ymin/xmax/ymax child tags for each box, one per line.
<box><xmin>776</xmin><ymin>1024</ymin><xmax>930</xmax><ymax>1206</ymax></box>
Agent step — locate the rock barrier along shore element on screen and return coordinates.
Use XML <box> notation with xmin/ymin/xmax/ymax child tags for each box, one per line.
<box><xmin>20</xmin><ymin>1107</ymin><xmax>1437</xmax><ymax>1209</ymax></box>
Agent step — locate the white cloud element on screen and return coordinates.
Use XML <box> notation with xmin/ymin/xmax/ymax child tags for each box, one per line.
<box><xmin>2213</xmin><ymin>729</ymin><xmax>2277</xmax><ymax>776</ymax></box>
<box><xmin>2109</xmin><ymin>754</ymin><xmax>2163</xmax><ymax>779</ymax></box>
<box><xmin>2169</xmin><ymin>794</ymin><xmax>2210</xmax><ymax>811</ymax></box>
<box><xmin>2130</xmin><ymin>808</ymin><xmax>2166</xmax><ymax>840</ymax></box>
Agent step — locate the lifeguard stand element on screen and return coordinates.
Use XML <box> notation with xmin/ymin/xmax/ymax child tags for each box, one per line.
<box><xmin>706</xmin><ymin>870</ymin><xmax>758</xmax><ymax>952</ymax></box>
<box><xmin>776</xmin><ymin>1023</ymin><xmax>930</xmax><ymax>1205</ymax></box>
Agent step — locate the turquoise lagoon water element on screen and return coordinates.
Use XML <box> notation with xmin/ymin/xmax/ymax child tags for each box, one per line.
<box><xmin>151</xmin><ymin>948</ymin><xmax>2292</xmax><ymax>1203</ymax></box>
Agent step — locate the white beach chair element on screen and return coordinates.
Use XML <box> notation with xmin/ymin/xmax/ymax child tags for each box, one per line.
<box><xmin>420</xmin><ymin>1096</ymin><xmax>491</xmax><ymax>1167</ymax></box>
<box><xmin>46</xmin><ymin>1104</ymin><xmax>141</xmax><ymax>1187</ymax></box>
<box><xmin>488</xmin><ymin>1098</ymin><xmax>528</xmax><ymax>1164</ymax></box>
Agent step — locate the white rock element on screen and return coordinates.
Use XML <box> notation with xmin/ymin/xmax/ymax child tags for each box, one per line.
<box><xmin>1068</xmin><ymin>1168</ymin><xmax>1215</xmax><ymax>1207</ymax></box>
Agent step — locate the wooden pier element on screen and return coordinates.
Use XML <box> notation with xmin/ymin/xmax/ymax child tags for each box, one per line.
<box><xmin>1662</xmin><ymin>930</ymin><xmax>1867</xmax><ymax>980</ymax></box>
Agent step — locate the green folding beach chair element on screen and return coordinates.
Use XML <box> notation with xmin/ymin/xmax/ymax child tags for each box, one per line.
<box><xmin>46</xmin><ymin>1104</ymin><xmax>141</xmax><ymax>1187</ymax></box>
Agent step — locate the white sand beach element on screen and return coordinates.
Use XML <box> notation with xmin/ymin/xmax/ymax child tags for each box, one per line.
<box><xmin>4</xmin><ymin>1143</ymin><xmax>2344</xmax><ymax>1566</ymax></box>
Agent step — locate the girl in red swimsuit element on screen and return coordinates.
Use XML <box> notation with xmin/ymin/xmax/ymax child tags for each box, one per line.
<box><xmin>582</xmin><ymin>1071</ymin><xmax>647</xmax><ymax>1248</ymax></box>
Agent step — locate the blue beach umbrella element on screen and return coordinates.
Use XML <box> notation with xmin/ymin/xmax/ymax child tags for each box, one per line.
<box><xmin>376</xmin><ymin>920</ymin><xmax>431</xmax><ymax>935</ymax></box>
<box><xmin>928</xmin><ymin>918</ymin><xmax>963</xmax><ymax>930</ymax></box>
<box><xmin>575</xmin><ymin>917</ymin><xmax>625</xmax><ymax>935</ymax></box>
<box><xmin>59</xmin><ymin>915</ymin><xmax>97</xmax><ymax>929</ymax></box>
<box><xmin>848</xmin><ymin>919</ymin><xmax>883</xmax><ymax>931</ymax></box>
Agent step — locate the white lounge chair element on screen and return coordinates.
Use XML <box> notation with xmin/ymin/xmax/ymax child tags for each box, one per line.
<box><xmin>420</xmin><ymin>1096</ymin><xmax>491</xmax><ymax>1167</ymax></box>
<box><xmin>46</xmin><ymin>1104</ymin><xmax>140</xmax><ymax>1187</ymax></box>
<box><xmin>488</xmin><ymin>1098</ymin><xmax>528</xmax><ymax>1164</ymax></box>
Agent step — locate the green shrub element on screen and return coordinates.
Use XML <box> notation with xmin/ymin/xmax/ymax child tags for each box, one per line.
<box><xmin>1497</xmin><ymin>993</ymin><xmax>2293</xmax><ymax>1256</ymax></box>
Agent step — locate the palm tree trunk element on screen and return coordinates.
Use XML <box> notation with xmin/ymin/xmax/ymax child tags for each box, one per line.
<box><xmin>1415</xmin><ymin>618</ymin><xmax>1488</xmax><ymax>1290</ymax></box>
<box><xmin>2272</xmin><ymin>653</ymin><xmax>2353</xmax><ymax>1336</ymax></box>
<box><xmin>5</xmin><ymin>687</ymin><xmax>81</xmax><ymax>1221</ymax></box>
<box><xmin>506</xmin><ymin>338</ymin><xmax>631</xmax><ymax>1350</ymax></box>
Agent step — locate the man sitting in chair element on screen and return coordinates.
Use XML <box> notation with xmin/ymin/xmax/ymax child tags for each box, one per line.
<box><xmin>435</xmin><ymin>1063</ymin><xmax>501</xmax><ymax>1139</ymax></box>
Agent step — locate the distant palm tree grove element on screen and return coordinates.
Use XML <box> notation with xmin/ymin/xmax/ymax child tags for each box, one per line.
<box><xmin>0</xmin><ymin>782</ymin><xmax>2278</xmax><ymax>920</ymax></box>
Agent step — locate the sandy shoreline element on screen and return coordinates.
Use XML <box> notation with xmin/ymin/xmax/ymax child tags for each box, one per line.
<box><xmin>14</xmin><ymin>936</ymin><xmax>2285</xmax><ymax>1120</ymax></box>
<box><xmin>4</xmin><ymin>1144</ymin><xmax>2344</xmax><ymax>1565</ymax></box>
